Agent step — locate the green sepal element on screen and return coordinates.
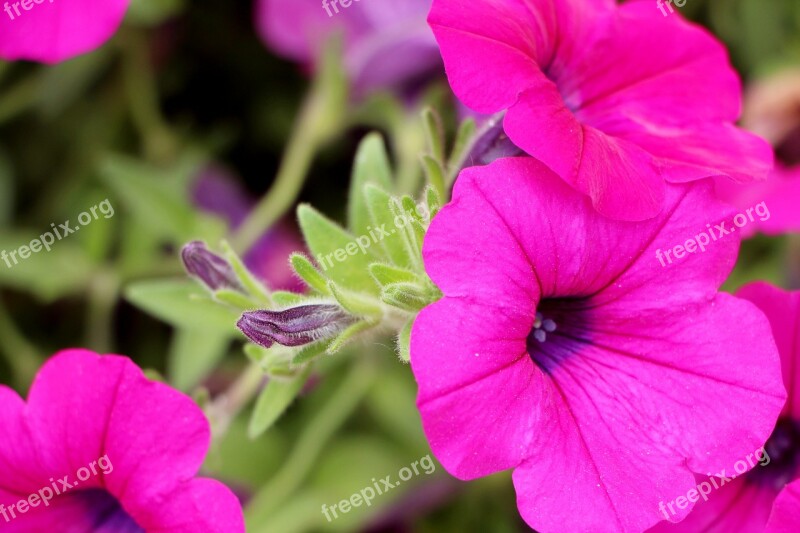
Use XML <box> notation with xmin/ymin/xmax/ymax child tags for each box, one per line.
<box><xmin>327</xmin><ymin>320</ymin><xmax>377</xmax><ymax>355</ymax></box>
<box><xmin>397</xmin><ymin>317</ymin><xmax>414</xmax><ymax>363</ymax></box>
<box><xmin>348</xmin><ymin>133</ymin><xmax>393</xmax><ymax>237</ymax></box>
<box><xmin>328</xmin><ymin>281</ymin><xmax>383</xmax><ymax>318</ymax></box>
<box><xmin>368</xmin><ymin>263</ymin><xmax>419</xmax><ymax>286</ymax></box>
<box><xmin>297</xmin><ymin>204</ymin><xmax>380</xmax><ymax>293</ymax></box>
<box><xmin>363</xmin><ymin>184</ymin><xmax>409</xmax><ymax>267</ymax></box>
<box><xmin>248</xmin><ymin>365</ymin><xmax>313</xmax><ymax>438</ymax></box>
<box><xmin>289</xmin><ymin>252</ymin><xmax>331</xmax><ymax>295</ymax></box>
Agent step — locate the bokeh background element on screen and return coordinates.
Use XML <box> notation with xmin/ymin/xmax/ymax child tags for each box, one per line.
<box><xmin>1</xmin><ymin>0</ymin><xmax>799</xmax><ymax>531</ymax></box>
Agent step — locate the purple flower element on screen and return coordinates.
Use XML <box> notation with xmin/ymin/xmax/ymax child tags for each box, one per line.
<box><xmin>254</xmin><ymin>0</ymin><xmax>441</xmax><ymax>96</ymax></box>
<box><xmin>181</xmin><ymin>241</ymin><xmax>242</xmax><ymax>292</ymax></box>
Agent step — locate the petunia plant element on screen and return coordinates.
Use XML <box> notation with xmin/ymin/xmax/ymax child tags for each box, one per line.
<box><xmin>179</xmin><ymin>119</ymin><xmax>471</xmax><ymax>438</ymax></box>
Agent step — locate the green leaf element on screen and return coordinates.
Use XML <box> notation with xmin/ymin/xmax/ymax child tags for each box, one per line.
<box><xmin>425</xmin><ymin>185</ymin><xmax>442</xmax><ymax>220</ymax></box>
<box><xmin>271</xmin><ymin>290</ymin><xmax>309</xmax><ymax>307</ymax></box>
<box><xmin>168</xmin><ymin>328</ymin><xmax>230</xmax><ymax>391</ymax></box>
<box><xmin>348</xmin><ymin>133</ymin><xmax>393</xmax><ymax>237</ymax></box>
<box><xmin>125</xmin><ymin>279</ymin><xmax>240</xmax><ymax>336</ymax></box>
<box><xmin>368</xmin><ymin>263</ymin><xmax>418</xmax><ymax>286</ymax></box>
<box><xmin>221</xmin><ymin>241</ymin><xmax>272</xmax><ymax>305</ymax></box>
<box><xmin>297</xmin><ymin>204</ymin><xmax>380</xmax><ymax>293</ymax></box>
<box><xmin>0</xmin><ymin>232</ymin><xmax>95</xmax><ymax>301</ymax></box>
<box><xmin>421</xmin><ymin>154</ymin><xmax>446</xmax><ymax>203</ymax></box>
<box><xmin>381</xmin><ymin>282</ymin><xmax>430</xmax><ymax>312</ymax></box>
<box><xmin>363</xmin><ymin>185</ymin><xmax>408</xmax><ymax>267</ymax></box>
<box><xmin>389</xmin><ymin>198</ymin><xmax>424</xmax><ymax>271</ymax></box>
<box><xmin>328</xmin><ymin>282</ymin><xmax>382</xmax><ymax>318</ymax></box>
<box><xmin>249</xmin><ymin>366</ymin><xmax>312</xmax><ymax>438</ymax></box>
<box><xmin>214</xmin><ymin>289</ymin><xmax>257</xmax><ymax>310</ymax></box>
<box><xmin>397</xmin><ymin>318</ymin><xmax>413</xmax><ymax>363</ymax></box>
<box><xmin>422</xmin><ymin>108</ymin><xmax>446</xmax><ymax>164</ymax></box>
<box><xmin>448</xmin><ymin>118</ymin><xmax>477</xmax><ymax>172</ymax></box>
<box><xmin>326</xmin><ymin>320</ymin><xmax>377</xmax><ymax>354</ymax></box>
<box><xmin>99</xmin><ymin>154</ymin><xmax>224</xmax><ymax>244</ymax></box>
<box><xmin>292</xmin><ymin>341</ymin><xmax>330</xmax><ymax>364</ymax></box>
<box><xmin>290</xmin><ymin>252</ymin><xmax>331</xmax><ymax>294</ymax></box>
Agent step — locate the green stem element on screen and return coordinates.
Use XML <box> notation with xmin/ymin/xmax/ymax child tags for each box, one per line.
<box><xmin>85</xmin><ymin>269</ymin><xmax>120</xmax><ymax>353</ymax></box>
<box><xmin>0</xmin><ymin>297</ymin><xmax>43</xmax><ymax>390</ymax></box>
<box><xmin>244</xmin><ymin>361</ymin><xmax>376</xmax><ymax>525</ymax></box>
<box><xmin>207</xmin><ymin>362</ymin><xmax>266</xmax><ymax>440</ymax></box>
<box><xmin>231</xmin><ymin>37</ymin><xmax>347</xmax><ymax>254</ymax></box>
<box><xmin>230</xmin><ymin>95</ymin><xmax>328</xmax><ymax>254</ymax></box>
<box><xmin>119</xmin><ymin>29</ymin><xmax>177</xmax><ymax>163</ymax></box>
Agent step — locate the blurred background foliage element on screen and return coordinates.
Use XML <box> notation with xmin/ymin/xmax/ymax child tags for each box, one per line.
<box><xmin>0</xmin><ymin>0</ymin><xmax>799</xmax><ymax>531</ymax></box>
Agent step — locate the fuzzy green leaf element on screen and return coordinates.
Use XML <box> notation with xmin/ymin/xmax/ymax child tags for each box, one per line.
<box><xmin>297</xmin><ymin>204</ymin><xmax>381</xmax><ymax>293</ymax></box>
<box><xmin>397</xmin><ymin>318</ymin><xmax>413</xmax><ymax>362</ymax></box>
<box><xmin>328</xmin><ymin>282</ymin><xmax>383</xmax><ymax>318</ymax></box>
<box><xmin>326</xmin><ymin>320</ymin><xmax>377</xmax><ymax>354</ymax></box>
<box><xmin>348</xmin><ymin>133</ymin><xmax>393</xmax><ymax>237</ymax></box>
<box><xmin>363</xmin><ymin>185</ymin><xmax>408</xmax><ymax>267</ymax></box>
<box><xmin>249</xmin><ymin>366</ymin><xmax>312</xmax><ymax>438</ymax></box>
<box><xmin>368</xmin><ymin>263</ymin><xmax>419</xmax><ymax>286</ymax></box>
<box><xmin>289</xmin><ymin>252</ymin><xmax>331</xmax><ymax>294</ymax></box>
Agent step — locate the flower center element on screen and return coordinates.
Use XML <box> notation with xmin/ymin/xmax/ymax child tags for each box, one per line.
<box><xmin>79</xmin><ymin>489</ymin><xmax>143</xmax><ymax>532</ymax></box>
<box><xmin>526</xmin><ymin>299</ymin><xmax>593</xmax><ymax>374</ymax></box>
<box><xmin>530</xmin><ymin>312</ymin><xmax>558</xmax><ymax>343</ymax></box>
<box><xmin>745</xmin><ymin>417</ymin><xmax>800</xmax><ymax>491</ymax></box>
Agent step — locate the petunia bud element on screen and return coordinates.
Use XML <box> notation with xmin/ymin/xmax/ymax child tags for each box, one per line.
<box><xmin>464</xmin><ymin>113</ymin><xmax>524</xmax><ymax>167</ymax></box>
<box><xmin>237</xmin><ymin>305</ymin><xmax>355</xmax><ymax>349</ymax></box>
<box><xmin>181</xmin><ymin>241</ymin><xmax>242</xmax><ymax>292</ymax></box>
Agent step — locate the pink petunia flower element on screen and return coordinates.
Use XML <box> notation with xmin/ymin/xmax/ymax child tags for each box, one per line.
<box><xmin>0</xmin><ymin>349</ymin><xmax>245</xmax><ymax>532</ymax></box>
<box><xmin>650</xmin><ymin>282</ymin><xmax>800</xmax><ymax>532</ymax></box>
<box><xmin>0</xmin><ymin>0</ymin><xmax>129</xmax><ymax>64</ymax></box>
<box><xmin>713</xmin><ymin>165</ymin><xmax>800</xmax><ymax>237</ymax></box>
<box><xmin>255</xmin><ymin>0</ymin><xmax>441</xmax><ymax>96</ymax></box>
<box><xmin>410</xmin><ymin>157</ymin><xmax>785</xmax><ymax>532</ymax></box>
<box><xmin>766</xmin><ymin>479</ymin><xmax>800</xmax><ymax>532</ymax></box>
<box><xmin>428</xmin><ymin>0</ymin><xmax>773</xmax><ymax>220</ymax></box>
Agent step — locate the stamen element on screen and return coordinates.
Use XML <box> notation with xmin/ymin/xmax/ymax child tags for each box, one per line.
<box><xmin>531</xmin><ymin>312</ymin><xmax>557</xmax><ymax>343</ymax></box>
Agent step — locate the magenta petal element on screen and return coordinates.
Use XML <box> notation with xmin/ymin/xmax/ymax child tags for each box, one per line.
<box><xmin>737</xmin><ymin>283</ymin><xmax>800</xmax><ymax>419</ymax></box>
<box><xmin>411</xmin><ymin>299</ymin><xmax>541</xmax><ymax>478</ymax></box>
<box><xmin>648</xmin><ymin>475</ymin><xmax>778</xmax><ymax>532</ymax></box>
<box><xmin>715</xmin><ymin>165</ymin><xmax>800</xmax><ymax>237</ymax></box>
<box><xmin>766</xmin><ymin>479</ymin><xmax>800</xmax><ymax>533</ymax></box>
<box><xmin>0</xmin><ymin>0</ymin><xmax>129</xmax><ymax>63</ymax></box>
<box><xmin>134</xmin><ymin>478</ymin><xmax>244</xmax><ymax>532</ymax></box>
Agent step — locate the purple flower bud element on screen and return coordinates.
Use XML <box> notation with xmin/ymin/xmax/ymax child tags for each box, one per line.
<box><xmin>237</xmin><ymin>305</ymin><xmax>355</xmax><ymax>348</ymax></box>
<box><xmin>464</xmin><ymin>112</ymin><xmax>524</xmax><ymax>168</ymax></box>
<box><xmin>181</xmin><ymin>241</ymin><xmax>242</xmax><ymax>292</ymax></box>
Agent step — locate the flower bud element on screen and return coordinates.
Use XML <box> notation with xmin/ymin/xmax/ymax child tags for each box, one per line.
<box><xmin>237</xmin><ymin>305</ymin><xmax>355</xmax><ymax>348</ymax></box>
<box><xmin>181</xmin><ymin>241</ymin><xmax>242</xmax><ymax>292</ymax></box>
